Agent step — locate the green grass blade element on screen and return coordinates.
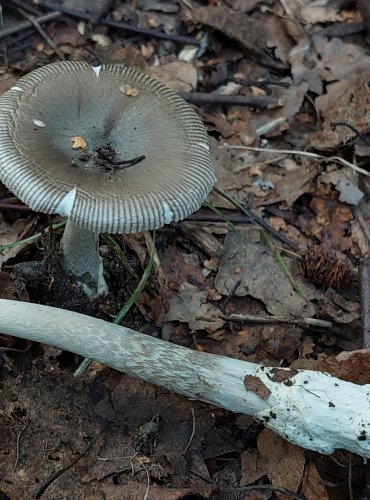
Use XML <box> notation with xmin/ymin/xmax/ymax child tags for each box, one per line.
<box><xmin>73</xmin><ymin>231</ymin><xmax>156</xmax><ymax>378</ymax></box>
<box><xmin>0</xmin><ymin>220</ymin><xmax>67</xmax><ymax>253</ymax></box>
<box><xmin>202</xmin><ymin>199</ymin><xmax>246</xmax><ymax>256</ymax></box>
<box><xmin>101</xmin><ymin>233</ymin><xmax>138</xmax><ymax>278</ymax></box>
<box><xmin>212</xmin><ymin>187</ymin><xmax>305</xmax><ymax>298</ymax></box>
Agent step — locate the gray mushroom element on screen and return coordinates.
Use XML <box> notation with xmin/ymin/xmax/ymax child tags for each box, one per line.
<box><xmin>0</xmin><ymin>61</ymin><xmax>215</xmax><ymax>296</ymax></box>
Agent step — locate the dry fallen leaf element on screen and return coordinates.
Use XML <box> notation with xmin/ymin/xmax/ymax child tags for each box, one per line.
<box><xmin>319</xmin><ymin>170</ymin><xmax>364</xmax><ymax>206</ymax></box>
<box><xmin>91</xmin><ymin>33</ymin><xmax>111</xmax><ymax>47</ymax></box>
<box><xmin>301</xmin><ymin>0</ymin><xmax>342</xmax><ymax>23</ymax></box>
<box><xmin>258</xmin><ymin>428</ymin><xmax>305</xmax><ymax>497</ymax></box>
<box><xmin>0</xmin><ymin>215</ymin><xmax>31</xmax><ymax>267</ymax></box>
<box><xmin>313</xmin><ymin>79</ymin><xmax>370</xmax><ymax>148</ymax></box>
<box><xmin>146</xmin><ymin>61</ymin><xmax>197</xmax><ymax>92</ymax></box>
<box><xmin>215</xmin><ymin>227</ymin><xmax>314</xmax><ymax>318</ymax></box>
<box><xmin>0</xmin><ymin>270</ymin><xmax>29</xmax><ymax>302</ymax></box>
<box><xmin>119</xmin><ymin>84</ymin><xmax>139</xmax><ymax>96</ymax></box>
<box><xmin>164</xmin><ymin>282</ymin><xmax>225</xmax><ymax>332</ymax></box>
<box><xmin>70</xmin><ymin>135</ymin><xmax>88</xmax><ymax>151</ymax></box>
<box><xmin>301</xmin><ymin>461</ymin><xmax>329</xmax><ymax>500</ymax></box>
<box><xmin>240</xmin><ymin>428</ymin><xmax>305</xmax><ymax>495</ymax></box>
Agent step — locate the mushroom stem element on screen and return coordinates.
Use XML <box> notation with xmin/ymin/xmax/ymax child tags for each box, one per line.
<box><xmin>1</xmin><ymin>299</ymin><xmax>370</xmax><ymax>458</ymax></box>
<box><xmin>60</xmin><ymin>219</ymin><xmax>107</xmax><ymax>297</ymax></box>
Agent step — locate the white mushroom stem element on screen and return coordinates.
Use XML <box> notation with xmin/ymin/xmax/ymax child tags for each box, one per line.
<box><xmin>60</xmin><ymin>219</ymin><xmax>108</xmax><ymax>297</ymax></box>
<box><xmin>1</xmin><ymin>299</ymin><xmax>369</xmax><ymax>458</ymax></box>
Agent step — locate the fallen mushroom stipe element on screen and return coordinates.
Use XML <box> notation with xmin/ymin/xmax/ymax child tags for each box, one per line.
<box><xmin>0</xmin><ymin>299</ymin><xmax>369</xmax><ymax>459</ymax></box>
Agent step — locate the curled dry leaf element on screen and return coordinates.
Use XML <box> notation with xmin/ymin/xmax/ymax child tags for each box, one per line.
<box><xmin>240</xmin><ymin>428</ymin><xmax>305</xmax><ymax>492</ymax></box>
<box><xmin>215</xmin><ymin>227</ymin><xmax>314</xmax><ymax>318</ymax></box>
<box><xmin>146</xmin><ymin>61</ymin><xmax>197</xmax><ymax>92</ymax></box>
<box><xmin>70</xmin><ymin>135</ymin><xmax>88</xmax><ymax>151</ymax></box>
<box><xmin>313</xmin><ymin>79</ymin><xmax>370</xmax><ymax>148</ymax></box>
<box><xmin>119</xmin><ymin>85</ymin><xmax>139</xmax><ymax>96</ymax></box>
<box><xmin>301</xmin><ymin>461</ymin><xmax>329</xmax><ymax>500</ymax></box>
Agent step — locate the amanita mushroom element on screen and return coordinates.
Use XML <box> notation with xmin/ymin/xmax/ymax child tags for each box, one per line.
<box><xmin>0</xmin><ymin>61</ymin><xmax>215</xmax><ymax>296</ymax></box>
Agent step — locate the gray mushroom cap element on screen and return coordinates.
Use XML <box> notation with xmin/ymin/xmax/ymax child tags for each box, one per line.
<box><xmin>0</xmin><ymin>61</ymin><xmax>215</xmax><ymax>233</ymax></box>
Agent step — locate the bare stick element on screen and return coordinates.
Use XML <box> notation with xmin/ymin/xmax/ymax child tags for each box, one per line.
<box><xmin>17</xmin><ymin>8</ymin><xmax>65</xmax><ymax>60</ymax></box>
<box><xmin>0</xmin><ymin>11</ymin><xmax>60</xmax><ymax>39</ymax></box>
<box><xmin>226</xmin><ymin>313</ymin><xmax>332</xmax><ymax>328</ymax></box>
<box><xmin>0</xmin><ymin>299</ymin><xmax>369</xmax><ymax>458</ymax></box>
<box><xmin>31</xmin><ymin>0</ymin><xmax>200</xmax><ymax>46</ymax></box>
<box><xmin>219</xmin><ymin>144</ymin><xmax>370</xmax><ymax>177</ymax></box>
<box><xmin>89</xmin><ymin>0</ymin><xmax>116</xmax><ymax>26</ymax></box>
<box><xmin>179</xmin><ymin>92</ymin><xmax>283</xmax><ymax>109</ymax></box>
<box><xmin>361</xmin><ymin>257</ymin><xmax>370</xmax><ymax>348</ymax></box>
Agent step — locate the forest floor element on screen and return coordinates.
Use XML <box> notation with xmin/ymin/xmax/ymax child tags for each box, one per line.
<box><xmin>0</xmin><ymin>0</ymin><xmax>370</xmax><ymax>499</ymax></box>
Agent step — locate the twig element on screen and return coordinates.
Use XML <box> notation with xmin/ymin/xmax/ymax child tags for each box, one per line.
<box><xmin>0</xmin><ymin>11</ymin><xmax>60</xmax><ymax>39</ymax></box>
<box><xmin>184</xmin><ymin>407</ymin><xmax>196</xmax><ymax>453</ymax></box>
<box><xmin>185</xmin><ymin>212</ymin><xmax>251</xmax><ymax>224</ymax></box>
<box><xmin>357</xmin><ymin>0</ymin><xmax>370</xmax><ymax>38</ymax></box>
<box><xmin>213</xmin><ymin>186</ymin><xmax>300</xmax><ymax>252</ymax></box>
<box><xmin>354</xmin><ymin>205</ymin><xmax>370</xmax><ymax>248</ymax></box>
<box><xmin>318</xmin><ymin>21</ymin><xmax>364</xmax><ymax>37</ymax></box>
<box><xmin>220</xmin><ymin>279</ymin><xmax>241</xmax><ymax>313</ymax></box>
<box><xmin>0</xmin><ymin>1</ymin><xmax>7</xmax><ymax>69</ymax></box>
<box><xmin>348</xmin><ymin>454</ymin><xmax>354</xmax><ymax>500</ymax></box>
<box><xmin>32</xmin><ymin>0</ymin><xmax>201</xmax><ymax>45</ymax></box>
<box><xmin>13</xmin><ymin>421</ymin><xmax>29</xmax><ymax>472</ymax></box>
<box><xmin>184</xmin><ymin>212</ymin><xmax>252</xmax><ymax>224</ymax></box>
<box><xmin>0</xmin><ymin>201</ymin><xmax>32</xmax><ymax>212</ymax></box>
<box><xmin>9</xmin><ymin>0</ymin><xmax>40</xmax><ymax>16</ymax></box>
<box><xmin>226</xmin><ymin>313</ymin><xmax>332</xmax><ymax>328</ymax></box>
<box><xmin>360</xmin><ymin>257</ymin><xmax>370</xmax><ymax>348</ymax></box>
<box><xmin>331</xmin><ymin>121</ymin><xmax>370</xmax><ymax>146</ymax></box>
<box><xmin>179</xmin><ymin>92</ymin><xmax>283</xmax><ymax>109</ymax></box>
<box><xmin>34</xmin><ymin>434</ymin><xmax>97</xmax><ymax>498</ymax></box>
<box><xmin>89</xmin><ymin>0</ymin><xmax>116</xmax><ymax>26</ymax></box>
<box><xmin>17</xmin><ymin>7</ymin><xmax>65</xmax><ymax>60</ymax></box>
<box><xmin>219</xmin><ymin>144</ymin><xmax>370</xmax><ymax>177</ymax></box>
<box><xmin>220</xmin><ymin>484</ymin><xmax>304</xmax><ymax>499</ymax></box>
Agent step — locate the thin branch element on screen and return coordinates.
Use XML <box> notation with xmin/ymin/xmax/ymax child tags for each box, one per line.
<box><xmin>17</xmin><ymin>8</ymin><xmax>65</xmax><ymax>60</ymax></box>
<box><xmin>360</xmin><ymin>257</ymin><xmax>370</xmax><ymax>348</ymax></box>
<box><xmin>89</xmin><ymin>0</ymin><xmax>116</xmax><ymax>26</ymax></box>
<box><xmin>179</xmin><ymin>91</ymin><xmax>284</xmax><ymax>109</ymax></box>
<box><xmin>226</xmin><ymin>313</ymin><xmax>333</xmax><ymax>328</ymax></box>
<box><xmin>0</xmin><ymin>11</ymin><xmax>60</xmax><ymax>39</ymax></box>
<box><xmin>331</xmin><ymin>121</ymin><xmax>370</xmax><ymax>146</ymax></box>
<box><xmin>34</xmin><ymin>433</ymin><xmax>98</xmax><ymax>498</ymax></box>
<box><xmin>13</xmin><ymin>421</ymin><xmax>29</xmax><ymax>472</ymax></box>
<box><xmin>220</xmin><ymin>484</ymin><xmax>304</xmax><ymax>499</ymax></box>
<box><xmin>354</xmin><ymin>205</ymin><xmax>370</xmax><ymax>248</ymax></box>
<box><xmin>0</xmin><ymin>201</ymin><xmax>32</xmax><ymax>211</ymax></box>
<box><xmin>213</xmin><ymin>186</ymin><xmax>300</xmax><ymax>252</ymax></box>
<box><xmin>9</xmin><ymin>0</ymin><xmax>40</xmax><ymax>16</ymax></box>
<box><xmin>184</xmin><ymin>212</ymin><xmax>252</xmax><ymax>224</ymax></box>
<box><xmin>31</xmin><ymin>0</ymin><xmax>201</xmax><ymax>45</ymax></box>
<box><xmin>184</xmin><ymin>408</ymin><xmax>196</xmax><ymax>453</ymax></box>
<box><xmin>219</xmin><ymin>144</ymin><xmax>370</xmax><ymax>177</ymax></box>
